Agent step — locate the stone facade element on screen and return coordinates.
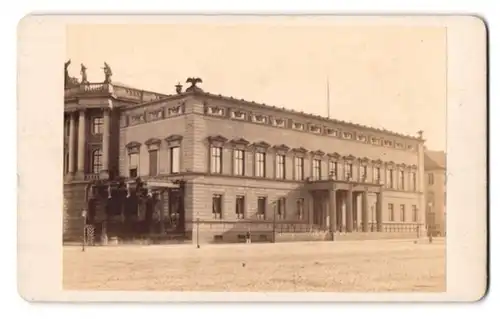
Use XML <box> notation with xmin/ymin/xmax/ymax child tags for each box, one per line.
<box><xmin>64</xmin><ymin>81</ymin><xmax>427</xmax><ymax>243</ymax></box>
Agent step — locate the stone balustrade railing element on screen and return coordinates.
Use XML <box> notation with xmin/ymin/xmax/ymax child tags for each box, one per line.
<box><xmin>64</xmin><ymin>82</ymin><xmax>167</xmax><ymax>103</ymax></box>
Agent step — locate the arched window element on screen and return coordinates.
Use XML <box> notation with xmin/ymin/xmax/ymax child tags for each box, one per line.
<box><xmin>92</xmin><ymin>149</ymin><xmax>103</xmax><ymax>174</ymax></box>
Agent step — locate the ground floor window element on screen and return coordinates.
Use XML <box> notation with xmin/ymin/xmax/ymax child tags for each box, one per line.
<box><xmin>212</xmin><ymin>194</ymin><xmax>223</xmax><ymax>219</ymax></box>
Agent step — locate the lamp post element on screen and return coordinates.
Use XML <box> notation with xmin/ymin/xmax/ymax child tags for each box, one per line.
<box><xmin>272</xmin><ymin>201</ymin><xmax>277</xmax><ymax>243</ymax></box>
<box><xmin>428</xmin><ymin>202</ymin><xmax>433</xmax><ymax>244</ymax></box>
<box><xmin>81</xmin><ymin>209</ymin><xmax>87</xmax><ymax>252</ymax></box>
<box><xmin>196</xmin><ymin>217</ymin><xmax>200</xmax><ymax>249</ymax></box>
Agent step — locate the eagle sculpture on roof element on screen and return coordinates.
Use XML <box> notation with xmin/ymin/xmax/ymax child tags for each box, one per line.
<box><xmin>185</xmin><ymin>77</ymin><xmax>204</xmax><ymax>93</ymax></box>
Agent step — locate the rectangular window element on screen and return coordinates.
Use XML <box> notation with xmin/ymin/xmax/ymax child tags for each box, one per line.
<box><xmin>63</xmin><ymin>151</ymin><xmax>69</xmax><ymax>174</ymax></box>
<box><xmin>399</xmin><ymin>171</ymin><xmax>405</xmax><ymax>190</ymax></box>
<box><xmin>389</xmin><ymin>169</ymin><xmax>394</xmax><ymax>188</ymax></box>
<box><xmin>400</xmin><ymin>204</ymin><xmax>405</xmax><ymax>222</ymax></box>
<box><xmin>388</xmin><ymin>203</ymin><xmax>394</xmax><ymax>221</ymax></box>
<box><xmin>129</xmin><ymin>153</ymin><xmax>139</xmax><ymax>178</ymax></box>
<box><xmin>374</xmin><ymin>167</ymin><xmax>380</xmax><ymax>182</ymax></box>
<box><xmin>233</xmin><ymin>149</ymin><xmax>245</xmax><ymax>176</ymax></box>
<box><xmin>277</xmin><ymin>197</ymin><xmax>286</xmax><ymax>220</ymax></box>
<box><xmin>210</xmin><ymin>146</ymin><xmax>222</xmax><ymax>174</ymax></box>
<box><xmin>170</xmin><ymin>146</ymin><xmax>180</xmax><ymax>174</ymax></box>
<box><xmin>212</xmin><ymin>194</ymin><xmax>223</xmax><ymax>219</ymax></box>
<box><xmin>257</xmin><ymin>197</ymin><xmax>267</xmax><ymax>219</ymax></box>
<box><xmin>412</xmin><ymin>205</ymin><xmax>418</xmax><ymax>222</ymax></box>
<box><xmin>345</xmin><ymin>163</ymin><xmax>353</xmax><ymax>180</ymax></box>
<box><xmin>294</xmin><ymin>157</ymin><xmax>304</xmax><ymax>180</ymax></box>
<box><xmin>236</xmin><ymin>196</ymin><xmax>245</xmax><ymax>219</ymax></box>
<box><xmin>255</xmin><ymin>152</ymin><xmax>266</xmax><ymax>177</ymax></box>
<box><xmin>412</xmin><ymin>172</ymin><xmax>417</xmax><ymax>190</ymax></box>
<box><xmin>312</xmin><ymin>159</ymin><xmax>321</xmax><ymax>180</ymax></box>
<box><xmin>92</xmin><ymin>117</ymin><xmax>104</xmax><ymax>134</ymax></box>
<box><xmin>428</xmin><ymin>173</ymin><xmax>434</xmax><ymax>185</ymax></box>
<box><xmin>149</xmin><ymin>150</ymin><xmax>158</xmax><ymax>176</ymax></box>
<box><xmin>361</xmin><ymin>165</ymin><xmax>367</xmax><ymax>180</ymax></box>
<box><xmin>276</xmin><ymin>154</ymin><xmax>286</xmax><ymax>179</ymax></box>
<box><xmin>328</xmin><ymin>161</ymin><xmax>337</xmax><ymax>179</ymax></box>
<box><xmin>296</xmin><ymin>198</ymin><xmax>305</xmax><ymax>220</ymax></box>
<box><xmin>64</xmin><ymin>120</ymin><xmax>70</xmax><ymax>137</ymax></box>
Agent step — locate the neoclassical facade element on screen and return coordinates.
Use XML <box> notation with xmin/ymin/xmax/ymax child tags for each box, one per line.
<box><xmin>63</xmin><ymin>70</ymin><xmax>427</xmax><ymax>243</ymax></box>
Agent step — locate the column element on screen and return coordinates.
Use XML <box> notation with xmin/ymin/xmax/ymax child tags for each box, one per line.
<box><xmin>101</xmin><ymin>108</ymin><xmax>111</xmax><ymax>176</ymax></box>
<box><xmin>76</xmin><ymin>109</ymin><xmax>86</xmax><ymax>176</ymax></box>
<box><xmin>376</xmin><ymin>192</ymin><xmax>383</xmax><ymax>232</ymax></box>
<box><xmin>68</xmin><ymin>112</ymin><xmax>76</xmax><ymax>175</ymax></box>
<box><xmin>329</xmin><ymin>189</ymin><xmax>337</xmax><ymax>235</ymax></box>
<box><xmin>337</xmin><ymin>191</ymin><xmax>344</xmax><ymax>232</ymax></box>
<box><xmin>323</xmin><ymin>195</ymin><xmax>329</xmax><ymax>229</ymax></box>
<box><xmin>362</xmin><ymin>191</ymin><xmax>369</xmax><ymax>232</ymax></box>
<box><xmin>307</xmin><ymin>192</ymin><xmax>314</xmax><ymax>229</ymax></box>
<box><xmin>352</xmin><ymin>193</ymin><xmax>358</xmax><ymax>231</ymax></box>
<box><xmin>346</xmin><ymin>189</ymin><xmax>353</xmax><ymax>232</ymax></box>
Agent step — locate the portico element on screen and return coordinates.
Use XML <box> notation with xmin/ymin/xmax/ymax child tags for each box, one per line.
<box><xmin>307</xmin><ymin>178</ymin><xmax>383</xmax><ymax>235</ymax></box>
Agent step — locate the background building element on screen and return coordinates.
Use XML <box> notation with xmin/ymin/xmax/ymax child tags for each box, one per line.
<box><xmin>63</xmin><ymin>64</ymin><xmax>428</xmax><ymax>244</ymax></box>
<box><xmin>424</xmin><ymin>150</ymin><xmax>447</xmax><ymax>236</ymax></box>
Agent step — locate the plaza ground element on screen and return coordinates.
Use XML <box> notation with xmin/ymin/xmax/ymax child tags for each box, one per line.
<box><xmin>63</xmin><ymin>239</ymin><xmax>446</xmax><ymax>292</ymax></box>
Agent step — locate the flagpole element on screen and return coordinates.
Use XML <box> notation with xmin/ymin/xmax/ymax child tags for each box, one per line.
<box><xmin>326</xmin><ymin>76</ymin><xmax>331</xmax><ymax>118</ymax></box>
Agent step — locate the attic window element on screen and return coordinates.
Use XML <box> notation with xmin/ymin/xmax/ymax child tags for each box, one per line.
<box><xmin>395</xmin><ymin>142</ymin><xmax>404</xmax><ymax>149</ymax></box>
<box><xmin>294</xmin><ymin>122</ymin><xmax>304</xmax><ymax>130</ymax></box>
<box><xmin>231</xmin><ymin>110</ymin><xmax>246</xmax><ymax>120</ymax></box>
<box><xmin>384</xmin><ymin>140</ymin><xmax>394</xmax><ymax>147</ymax></box>
<box><xmin>208</xmin><ymin>106</ymin><xmax>225</xmax><ymax>116</ymax></box>
<box><xmin>309</xmin><ymin>125</ymin><xmax>321</xmax><ymax>133</ymax></box>
<box><xmin>253</xmin><ymin>114</ymin><xmax>267</xmax><ymax>124</ymax></box>
<box><xmin>357</xmin><ymin>134</ymin><xmax>367</xmax><ymax>142</ymax></box>
<box><xmin>326</xmin><ymin>128</ymin><xmax>339</xmax><ymax>137</ymax></box>
<box><xmin>343</xmin><ymin>132</ymin><xmax>353</xmax><ymax>139</ymax></box>
<box><xmin>273</xmin><ymin>118</ymin><xmax>286</xmax><ymax>128</ymax></box>
<box><xmin>371</xmin><ymin>137</ymin><xmax>381</xmax><ymax>145</ymax></box>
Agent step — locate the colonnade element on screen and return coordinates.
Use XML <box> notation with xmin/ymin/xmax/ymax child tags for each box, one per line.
<box><xmin>65</xmin><ymin>108</ymin><xmax>111</xmax><ymax>178</ymax></box>
<box><xmin>310</xmin><ymin>189</ymin><xmax>383</xmax><ymax>233</ymax></box>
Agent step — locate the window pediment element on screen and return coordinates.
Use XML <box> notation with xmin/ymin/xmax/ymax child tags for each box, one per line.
<box><xmin>291</xmin><ymin>147</ymin><xmax>308</xmax><ymax>154</ymax></box>
<box><xmin>327</xmin><ymin>152</ymin><xmax>341</xmax><ymax>160</ymax></box>
<box><xmin>372</xmin><ymin>159</ymin><xmax>383</xmax><ymax>166</ymax></box>
<box><xmin>145</xmin><ymin>138</ymin><xmax>162</xmax><ymax>151</ymax></box>
<box><xmin>359</xmin><ymin>157</ymin><xmax>370</xmax><ymax>164</ymax></box>
<box><xmin>410</xmin><ymin>164</ymin><xmax>418</xmax><ymax>170</ymax></box>
<box><xmin>343</xmin><ymin>154</ymin><xmax>356</xmax><ymax>162</ymax></box>
<box><xmin>207</xmin><ymin>135</ymin><xmax>228</xmax><ymax>147</ymax></box>
<box><xmin>145</xmin><ymin>138</ymin><xmax>161</xmax><ymax>146</ymax></box>
<box><xmin>126</xmin><ymin>141</ymin><xmax>141</xmax><ymax>154</ymax></box>
<box><xmin>165</xmin><ymin>134</ymin><xmax>183</xmax><ymax>147</ymax></box>
<box><xmin>273</xmin><ymin>144</ymin><xmax>290</xmax><ymax>152</ymax></box>
<box><xmin>230</xmin><ymin>138</ymin><xmax>250</xmax><ymax>147</ymax></box>
<box><xmin>399</xmin><ymin>163</ymin><xmax>408</xmax><ymax>169</ymax></box>
<box><xmin>252</xmin><ymin>141</ymin><xmax>271</xmax><ymax>151</ymax></box>
<box><xmin>310</xmin><ymin>150</ymin><xmax>325</xmax><ymax>157</ymax></box>
<box><xmin>386</xmin><ymin>161</ymin><xmax>396</xmax><ymax>168</ymax></box>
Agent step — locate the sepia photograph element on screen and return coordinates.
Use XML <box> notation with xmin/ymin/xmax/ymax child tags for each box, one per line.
<box><xmin>17</xmin><ymin>14</ymin><xmax>487</xmax><ymax>302</ymax></box>
<box><xmin>62</xmin><ymin>22</ymin><xmax>446</xmax><ymax>292</ymax></box>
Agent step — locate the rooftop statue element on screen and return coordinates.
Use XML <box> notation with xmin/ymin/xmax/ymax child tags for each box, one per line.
<box><xmin>80</xmin><ymin>63</ymin><xmax>89</xmax><ymax>84</ymax></box>
<box><xmin>102</xmin><ymin>62</ymin><xmax>113</xmax><ymax>83</ymax></box>
<box><xmin>64</xmin><ymin>59</ymin><xmax>71</xmax><ymax>88</ymax></box>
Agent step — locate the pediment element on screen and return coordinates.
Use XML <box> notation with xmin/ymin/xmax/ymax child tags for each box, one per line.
<box><xmin>327</xmin><ymin>152</ymin><xmax>341</xmax><ymax>159</ymax></box>
<box><xmin>291</xmin><ymin>147</ymin><xmax>308</xmax><ymax>154</ymax></box>
<box><xmin>165</xmin><ymin>134</ymin><xmax>184</xmax><ymax>143</ymax></box>
<box><xmin>145</xmin><ymin>138</ymin><xmax>162</xmax><ymax>146</ymax></box>
<box><xmin>126</xmin><ymin>141</ymin><xmax>142</xmax><ymax>149</ymax></box>
<box><xmin>310</xmin><ymin>150</ymin><xmax>326</xmax><ymax>157</ymax></box>
<box><xmin>343</xmin><ymin>154</ymin><xmax>356</xmax><ymax>161</ymax></box>
<box><xmin>207</xmin><ymin>135</ymin><xmax>228</xmax><ymax>144</ymax></box>
<box><xmin>230</xmin><ymin>138</ymin><xmax>250</xmax><ymax>146</ymax></box>
<box><xmin>273</xmin><ymin>144</ymin><xmax>290</xmax><ymax>151</ymax></box>
<box><xmin>252</xmin><ymin>141</ymin><xmax>271</xmax><ymax>149</ymax></box>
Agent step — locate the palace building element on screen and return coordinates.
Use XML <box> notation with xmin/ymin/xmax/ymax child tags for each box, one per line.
<box><xmin>63</xmin><ymin>63</ymin><xmax>427</xmax><ymax>244</ymax></box>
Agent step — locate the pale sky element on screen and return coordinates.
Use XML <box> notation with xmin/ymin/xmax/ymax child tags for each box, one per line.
<box><xmin>67</xmin><ymin>24</ymin><xmax>446</xmax><ymax>150</ymax></box>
